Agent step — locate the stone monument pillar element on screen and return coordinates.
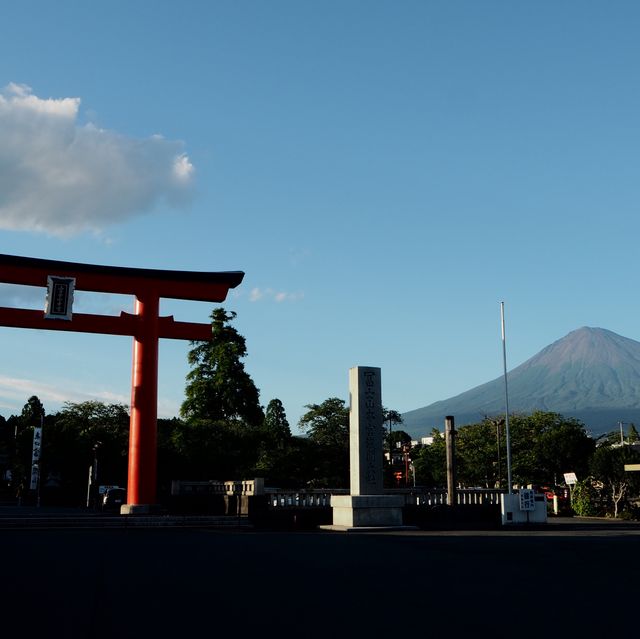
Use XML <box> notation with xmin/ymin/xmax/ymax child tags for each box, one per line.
<box><xmin>326</xmin><ymin>366</ymin><xmax>407</xmax><ymax>530</ymax></box>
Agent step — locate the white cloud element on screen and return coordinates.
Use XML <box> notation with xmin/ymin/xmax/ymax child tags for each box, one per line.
<box><xmin>0</xmin><ymin>374</ymin><xmax>180</xmax><ymax>419</ymax></box>
<box><xmin>247</xmin><ymin>287</ymin><xmax>304</xmax><ymax>303</ymax></box>
<box><xmin>0</xmin><ymin>374</ymin><xmax>116</xmax><ymax>407</ymax></box>
<box><xmin>0</xmin><ymin>373</ymin><xmax>182</xmax><ymax>419</ymax></box>
<box><xmin>173</xmin><ymin>153</ymin><xmax>194</xmax><ymax>182</ymax></box>
<box><xmin>0</xmin><ymin>83</ymin><xmax>195</xmax><ymax>236</ymax></box>
<box><xmin>0</xmin><ymin>283</ymin><xmax>45</xmax><ymax>308</ymax></box>
<box><xmin>0</xmin><ymin>374</ymin><xmax>124</xmax><ymax>414</ymax></box>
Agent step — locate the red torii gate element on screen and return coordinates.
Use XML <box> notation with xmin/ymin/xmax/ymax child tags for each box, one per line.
<box><xmin>0</xmin><ymin>253</ymin><xmax>244</xmax><ymax>513</ymax></box>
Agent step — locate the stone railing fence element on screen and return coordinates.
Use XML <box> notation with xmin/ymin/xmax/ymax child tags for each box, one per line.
<box><xmin>170</xmin><ymin>480</ymin><xmax>505</xmax><ymax>511</ymax></box>
<box><xmin>263</xmin><ymin>487</ymin><xmax>504</xmax><ymax>509</ymax></box>
<box><xmin>401</xmin><ymin>487</ymin><xmax>505</xmax><ymax>507</ymax></box>
<box><xmin>170</xmin><ymin>479</ymin><xmax>265</xmax><ymax>497</ymax></box>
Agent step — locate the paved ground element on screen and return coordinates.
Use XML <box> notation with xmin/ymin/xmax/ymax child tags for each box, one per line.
<box><xmin>1</xmin><ymin>513</ymin><xmax>638</xmax><ymax>638</ymax></box>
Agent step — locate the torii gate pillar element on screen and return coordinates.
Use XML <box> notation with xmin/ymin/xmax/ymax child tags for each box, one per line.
<box><xmin>0</xmin><ymin>254</ymin><xmax>244</xmax><ymax>514</ymax></box>
<box><xmin>127</xmin><ymin>293</ymin><xmax>160</xmax><ymax>510</ymax></box>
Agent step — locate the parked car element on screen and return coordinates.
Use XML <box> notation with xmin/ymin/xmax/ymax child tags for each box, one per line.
<box><xmin>102</xmin><ymin>487</ymin><xmax>126</xmax><ymax>512</ymax></box>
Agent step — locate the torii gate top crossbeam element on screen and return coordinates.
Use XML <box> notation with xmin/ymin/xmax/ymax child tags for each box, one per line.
<box><xmin>0</xmin><ymin>254</ymin><xmax>244</xmax><ymax>302</ymax></box>
<box><xmin>1</xmin><ymin>253</ymin><xmax>245</xmax><ymax>510</ymax></box>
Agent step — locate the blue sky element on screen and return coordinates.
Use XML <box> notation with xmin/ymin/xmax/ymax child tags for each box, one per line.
<box><xmin>1</xmin><ymin>1</ymin><xmax>640</xmax><ymax>435</ymax></box>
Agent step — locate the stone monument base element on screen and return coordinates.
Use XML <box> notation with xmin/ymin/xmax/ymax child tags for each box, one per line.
<box><xmin>320</xmin><ymin>494</ymin><xmax>416</xmax><ymax>531</ymax></box>
<box><xmin>120</xmin><ymin>503</ymin><xmax>164</xmax><ymax>515</ymax></box>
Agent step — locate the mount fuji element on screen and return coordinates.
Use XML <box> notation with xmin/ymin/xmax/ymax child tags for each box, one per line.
<box><xmin>402</xmin><ymin>327</ymin><xmax>640</xmax><ymax>439</ymax></box>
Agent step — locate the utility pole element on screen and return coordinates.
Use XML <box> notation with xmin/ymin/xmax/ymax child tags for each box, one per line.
<box><xmin>500</xmin><ymin>302</ymin><xmax>513</xmax><ymax>495</ymax></box>
<box><xmin>445</xmin><ymin>416</ymin><xmax>457</xmax><ymax>507</ymax></box>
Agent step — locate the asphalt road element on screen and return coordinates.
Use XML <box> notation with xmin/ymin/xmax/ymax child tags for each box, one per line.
<box><xmin>1</xmin><ymin>518</ymin><xmax>638</xmax><ymax>638</ymax></box>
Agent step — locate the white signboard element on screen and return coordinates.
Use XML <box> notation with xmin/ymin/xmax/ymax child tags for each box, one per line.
<box><xmin>519</xmin><ymin>488</ymin><xmax>536</xmax><ymax>511</ymax></box>
<box><xmin>45</xmin><ymin>276</ymin><xmax>75</xmax><ymax>320</ymax></box>
<box><xmin>30</xmin><ymin>426</ymin><xmax>43</xmax><ymax>490</ymax></box>
<box><xmin>564</xmin><ymin>472</ymin><xmax>578</xmax><ymax>485</ymax></box>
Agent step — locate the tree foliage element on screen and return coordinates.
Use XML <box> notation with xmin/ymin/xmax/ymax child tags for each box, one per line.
<box><xmin>590</xmin><ymin>443</ymin><xmax>640</xmax><ymax>517</ymax></box>
<box><xmin>298</xmin><ymin>398</ymin><xmax>350</xmax><ymax>487</ymax></box>
<box><xmin>45</xmin><ymin>401</ymin><xmax>130</xmax><ymax>501</ymax></box>
<box><xmin>411</xmin><ymin>411</ymin><xmax>595</xmax><ymax>490</ymax></box>
<box><xmin>262</xmin><ymin>398</ymin><xmax>291</xmax><ymax>445</ymax></box>
<box><xmin>168</xmin><ymin>418</ymin><xmax>261</xmax><ymax>481</ymax></box>
<box><xmin>21</xmin><ymin>395</ymin><xmax>45</xmax><ymax>424</ymax></box>
<box><xmin>570</xmin><ymin>479</ymin><xmax>600</xmax><ymax>517</ymax></box>
<box><xmin>298</xmin><ymin>398</ymin><xmax>349</xmax><ymax>448</ymax></box>
<box><xmin>411</xmin><ymin>428</ymin><xmax>446</xmax><ymax>487</ymax></box>
<box><xmin>181</xmin><ymin>308</ymin><xmax>264</xmax><ymax>427</ymax></box>
<box><xmin>509</xmin><ymin>411</ymin><xmax>595</xmax><ymax>485</ymax></box>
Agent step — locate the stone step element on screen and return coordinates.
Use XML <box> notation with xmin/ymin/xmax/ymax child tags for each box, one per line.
<box><xmin>0</xmin><ymin>515</ymin><xmax>253</xmax><ymax>530</ymax></box>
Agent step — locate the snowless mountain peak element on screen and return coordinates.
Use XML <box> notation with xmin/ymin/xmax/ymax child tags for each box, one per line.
<box><xmin>402</xmin><ymin>327</ymin><xmax>640</xmax><ymax>438</ymax></box>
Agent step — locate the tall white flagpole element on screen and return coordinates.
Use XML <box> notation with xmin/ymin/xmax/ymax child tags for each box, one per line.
<box><xmin>501</xmin><ymin>301</ymin><xmax>513</xmax><ymax>495</ymax></box>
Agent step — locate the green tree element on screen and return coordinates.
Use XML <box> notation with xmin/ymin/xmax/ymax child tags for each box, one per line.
<box><xmin>157</xmin><ymin>416</ymin><xmax>188</xmax><ymax>498</ymax></box>
<box><xmin>253</xmin><ymin>435</ymin><xmax>320</xmax><ymax>488</ymax></box>
<box><xmin>298</xmin><ymin>398</ymin><xmax>349</xmax><ymax>487</ymax></box>
<box><xmin>252</xmin><ymin>399</ymin><xmax>295</xmax><ymax>485</ymax></box>
<box><xmin>262</xmin><ymin>398</ymin><xmax>291</xmax><ymax>445</ymax></box>
<box><xmin>299</xmin><ymin>398</ymin><xmax>348</xmax><ymax>448</ymax></box>
<box><xmin>414</xmin><ymin>411</ymin><xmax>595</xmax><ymax>490</ymax></box>
<box><xmin>169</xmin><ymin>418</ymin><xmax>260</xmax><ymax>481</ymax></box>
<box><xmin>467</xmin><ymin>411</ymin><xmax>594</xmax><ymax>488</ymax></box>
<box><xmin>570</xmin><ymin>479</ymin><xmax>600</xmax><ymax>517</ymax></box>
<box><xmin>181</xmin><ymin>308</ymin><xmax>264</xmax><ymax>427</ymax></box>
<box><xmin>590</xmin><ymin>443</ymin><xmax>640</xmax><ymax>518</ymax></box>
<box><xmin>21</xmin><ymin>395</ymin><xmax>45</xmax><ymax>425</ymax></box>
<box><xmin>411</xmin><ymin>429</ymin><xmax>446</xmax><ymax>487</ymax></box>
<box><xmin>45</xmin><ymin>401</ymin><xmax>130</xmax><ymax>505</ymax></box>
<box><xmin>383</xmin><ymin>408</ymin><xmax>403</xmax><ymax>443</ymax></box>
<box><xmin>454</xmin><ymin>420</ymin><xmax>500</xmax><ymax>487</ymax></box>
<box><xmin>495</xmin><ymin>411</ymin><xmax>594</xmax><ymax>486</ymax></box>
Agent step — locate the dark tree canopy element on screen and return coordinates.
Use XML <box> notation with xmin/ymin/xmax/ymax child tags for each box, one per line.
<box><xmin>297</xmin><ymin>398</ymin><xmax>350</xmax><ymax>486</ymax></box>
<box><xmin>383</xmin><ymin>409</ymin><xmax>403</xmax><ymax>429</ymax></box>
<box><xmin>21</xmin><ymin>395</ymin><xmax>45</xmax><ymax>425</ymax></box>
<box><xmin>410</xmin><ymin>411</ymin><xmax>595</xmax><ymax>489</ymax></box>
<box><xmin>383</xmin><ymin>408</ymin><xmax>405</xmax><ymax>449</ymax></box>
<box><xmin>298</xmin><ymin>398</ymin><xmax>349</xmax><ymax>448</ymax></box>
<box><xmin>48</xmin><ymin>401</ymin><xmax>130</xmax><ymax>494</ymax></box>
<box><xmin>180</xmin><ymin>308</ymin><xmax>264</xmax><ymax>427</ymax></box>
<box><xmin>263</xmin><ymin>398</ymin><xmax>291</xmax><ymax>443</ymax></box>
<box><xmin>411</xmin><ymin>428</ymin><xmax>446</xmax><ymax>487</ymax></box>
